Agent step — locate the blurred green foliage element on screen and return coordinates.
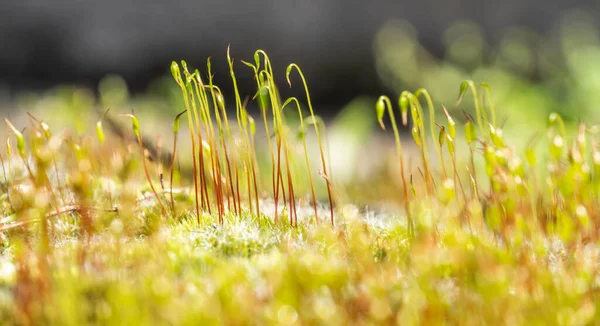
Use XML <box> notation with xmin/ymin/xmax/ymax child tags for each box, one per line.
<box><xmin>3</xmin><ymin>17</ymin><xmax>600</xmax><ymax>324</ymax></box>
<box><xmin>375</xmin><ymin>10</ymin><xmax>600</xmax><ymax>128</ymax></box>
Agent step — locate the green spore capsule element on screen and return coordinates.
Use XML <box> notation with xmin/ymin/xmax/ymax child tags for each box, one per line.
<box><xmin>465</xmin><ymin>119</ymin><xmax>477</xmax><ymax>144</ymax></box>
<box><xmin>376</xmin><ymin>97</ymin><xmax>386</xmax><ymax>130</ymax></box>
<box><xmin>258</xmin><ymin>86</ymin><xmax>270</xmax><ymax>110</ymax></box>
<box><xmin>399</xmin><ymin>95</ymin><xmax>409</xmax><ymax>126</ymax></box>
<box><xmin>438</xmin><ymin>126</ymin><xmax>446</xmax><ymax>148</ymax></box>
<box><xmin>173</xmin><ymin>110</ymin><xmax>187</xmax><ymax>134</ymax></box>
<box><xmin>170</xmin><ymin>61</ymin><xmax>181</xmax><ymax>82</ymax></box>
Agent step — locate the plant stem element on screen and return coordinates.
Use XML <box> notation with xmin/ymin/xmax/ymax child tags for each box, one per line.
<box><xmin>287</xmin><ymin>64</ymin><xmax>335</xmax><ymax>226</ymax></box>
<box><xmin>377</xmin><ymin>96</ymin><xmax>413</xmax><ymax>237</ymax></box>
<box><xmin>136</xmin><ymin>132</ymin><xmax>167</xmax><ymax>217</ymax></box>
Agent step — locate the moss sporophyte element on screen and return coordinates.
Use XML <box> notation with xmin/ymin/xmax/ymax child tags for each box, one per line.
<box><xmin>3</xmin><ymin>48</ymin><xmax>600</xmax><ymax>324</ymax></box>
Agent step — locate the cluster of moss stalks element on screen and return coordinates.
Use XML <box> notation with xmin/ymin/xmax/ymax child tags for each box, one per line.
<box><xmin>1</xmin><ymin>49</ymin><xmax>600</xmax><ymax>324</ymax></box>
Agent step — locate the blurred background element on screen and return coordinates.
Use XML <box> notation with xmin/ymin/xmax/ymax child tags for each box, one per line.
<box><xmin>2</xmin><ymin>0</ymin><xmax>600</xmax><ymax>116</ymax></box>
<box><xmin>3</xmin><ymin>0</ymin><xmax>600</xmax><ymax>203</ymax></box>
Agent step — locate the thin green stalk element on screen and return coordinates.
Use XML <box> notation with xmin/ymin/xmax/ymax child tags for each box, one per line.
<box><xmin>243</xmin><ymin>57</ymin><xmax>277</xmax><ymax>221</ymax></box>
<box><xmin>435</xmin><ymin>122</ymin><xmax>449</xmax><ymax>182</ymax></box>
<box><xmin>261</xmin><ymin>66</ymin><xmax>297</xmax><ymax>223</ymax></box>
<box><xmin>286</xmin><ymin>64</ymin><xmax>335</xmax><ymax>226</ymax></box>
<box><xmin>183</xmin><ymin>68</ymin><xmax>211</xmax><ymax>215</ymax></box>
<box><xmin>213</xmin><ymin>88</ymin><xmax>238</xmax><ymax>215</ymax></box>
<box><xmin>480</xmin><ymin>83</ymin><xmax>497</xmax><ymax>127</ymax></box>
<box><xmin>415</xmin><ymin>89</ymin><xmax>446</xmax><ymax>180</ymax></box>
<box><xmin>258</xmin><ymin>63</ymin><xmax>289</xmax><ymax>222</ymax></box>
<box><xmin>123</xmin><ymin>114</ymin><xmax>168</xmax><ymax>217</ymax></box>
<box><xmin>407</xmin><ymin>93</ymin><xmax>433</xmax><ymax>195</ymax></box>
<box><xmin>247</xmin><ymin>114</ymin><xmax>261</xmax><ymax>223</ymax></box>
<box><xmin>376</xmin><ymin>96</ymin><xmax>413</xmax><ymax>237</ymax></box>
<box><xmin>27</xmin><ymin>113</ymin><xmax>69</xmax><ymax>212</ymax></box>
<box><xmin>204</xmin><ymin>64</ymin><xmax>227</xmax><ymax>220</ymax></box>
<box><xmin>282</xmin><ymin>97</ymin><xmax>318</xmax><ymax>223</ymax></box>
<box><xmin>228</xmin><ymin>47</ymin><xmax>257</xmax><ymax>216</ymax></box>
<box><xmin>259</xmin><ymin>69</ymin><xmax>286</xmax><ymax>212</ymax></box>
<box><xmin>206</xmin><ymin>62</ymin><xmax>231</xmax><ymax>218</ymax></box>
<box><xmin>195</xmin><ymin>79</ymin><xmax>230</xmax><ymax>221</ymax></box>
<box><xmin>457</xmin><ymin>80</ymin><xmax>485</xmax><ymax>135</ymax></box>
<box><xmin>463</xmin><ymin>113</ymin><xmax>479</xmax><ymax>200</ymax></box>
<box><xmin>95</xmin><ymin>109</ymin><xmax>115</xmax><ymax>208</ymax></box>
<box><xmin>171</xmin><ymin>62</ymin><xmax>200</xmax><ymax>222</ymax></box>
<box><xmin>4</xmin><ymin>119</ymin><xmax>35</xmax><ymax>184</ymax></box>
<box><xmin>446</xmin><ymin>134</ymin><xmax>467</xmax><ymax>205</ymax></box>
<box><xmin>170</xmin><ymin>109</ymin><xmax>187</xmax><ymax>213</ymax></box>
<box><xmin>284</xmin><ymin>144</ymin><xmax>298</xmax><ymax>226</ymax></box>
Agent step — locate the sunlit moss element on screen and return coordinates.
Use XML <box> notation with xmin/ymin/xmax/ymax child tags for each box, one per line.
<box><xmin>2</xmin><ymin>48</ymin><xmax>600</xmax><ymax>324</ymax></box>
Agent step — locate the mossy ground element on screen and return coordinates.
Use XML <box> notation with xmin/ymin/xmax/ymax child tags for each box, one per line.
<box><xmin>2</xmin><ymin>50</ymin><xmax>600</xmax><ymax>325</ymax></box>
<box><xmin>1</xmin><ymin>197</ymin><xmax>598</xmax><ymax>325</ymax></box>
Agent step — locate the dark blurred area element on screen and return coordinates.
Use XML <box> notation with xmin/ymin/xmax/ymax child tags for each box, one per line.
<box><xmin>1</xmin><ymin>0</ymin><xmax>599</xmax><ymax>110</ymax></box>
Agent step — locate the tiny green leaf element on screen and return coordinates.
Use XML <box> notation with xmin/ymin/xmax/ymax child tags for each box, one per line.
<box><xmin>123</xmin><ymin>114</ymin><xmax>140</xmax><ymax>138</ymax></box>
<box><xmin>456</xmin><ymin>80</ymin><xmax>469</xmax><ymax>105</ymax></box>
<box><xmin>489</xmin><ymin>124</ymin><xmax>505</xmax><ymax>148</ymax></box>
<box><xmin>4</xmin><ymin>118</ymin><xmax>25</xmax><ymax>158</ymax></box>
<box><xmin>181</xmin><ymin>60</ymin><xmax>189</xmax><ymax>74</ymax></box>
<box><xmin>442</xmin><ymin>105</ymin><xmax>456</xmax><ymax>138</ymax></box>
<box><xmin>240</xmin><ymin>60</ymin><xmax>256</xmax><ymax>70</ymax></box>
<box><xmin>465</xmin><ymin>119</ymin><xmax>477</xmax><ymax>144</ymax></box>
<box><xmin>173</xmin><ymin>110</ymin><xmax>187</xmax><ymax>134</ymax></box>
<box><xmin>480</xmin><ymin>82</ymin><xmax>496</xmax><ymax>126</ymax></box>
<box><xmin>438</xmin><ymin>126</ymin><xmax>446</xmax><ymax>148</ymax></box>
<box><xmin>258</xmin><ymin>86</ymin><xmax>270</xmax><ymax>109</ymax></box>
<box><xmin>446</xmin><ymin>133</ymin><xmax>455</xmax><ymax>156</ymax></box>
<box><xmin>254</xmin><ymin>51</ymin><xmax>260</xmax><ymax>69</ymax></box>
